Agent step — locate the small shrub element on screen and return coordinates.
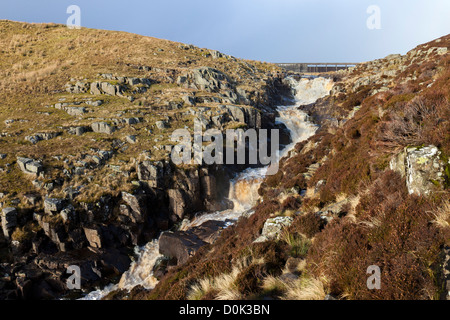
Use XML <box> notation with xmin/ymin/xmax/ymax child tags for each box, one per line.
<box><xmin>289</xmin><ymin>212</ymin><xmax>324</xmax><ymax>238</ymax></box>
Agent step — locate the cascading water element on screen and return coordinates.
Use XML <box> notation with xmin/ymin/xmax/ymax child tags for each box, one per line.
<box><xmin>79</xmin><ymin>76</ymin><xmax>333</xmax><ymax>300</ymax></box>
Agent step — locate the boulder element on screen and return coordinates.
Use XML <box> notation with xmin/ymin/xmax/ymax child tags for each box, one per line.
<box><xmin>65</xmin><ymin>81</ymin><xmax>89</xmax><ymax>94</ymax></box>
<box><xmin>60</xmin><ymin>205</ymin><xmax>76</xmax><ymax>223</ymax></box>
<box><xmin>91</xmin><ymin>122</ymin><xmax>116</xmax><ymax>135</ymax></box>
<box><xmin>25</xmin><ymin>132</ymin><xmax>61</xmax><ymax>144</ymax></box>
<box><xmin>17</xmin><ymin>157</ymin><xmax>43</xmax><ymax>176</ymax></box>
<box><xmin>390</xmin><ymin>145</ymin><xmax>446</xmax><ymax>196</ymax></box>
<box><xmin>222</xmin><ymin>105</ymin><xmax>261</xmax><ymax>128</ymax></box>
<box><xmin>182</xmin><ymin>95</ymin><xmax>195</xmax><ymax>106</ymax></box>
<box><xmin>123</xmin><ymin>117</ymin><xmax>141</xmax><ymax>125</ymax></box>
<box><xmin>191</xmin><ymin>67</ymin><xmax>232</xmax><ymax>92</ymax></box>
<box><xmin>68</xmin><ymin>126</ymin><xmax>90</xmax><ymax>136</ymax></box>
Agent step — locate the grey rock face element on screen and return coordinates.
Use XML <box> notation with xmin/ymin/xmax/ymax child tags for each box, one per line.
<box><xmin>221</xmin><ymin>105</ymin><xmax>262</xmax><ymax>128</ymax></box>
<box><xmin>68</xmin><ymin>126</ymin><xmax>90</xmax><ymax>136</ymax></box>
<box><xmin>191</xmin><ymin>67</ymin><xmax>232</xmax><ymax>92</ymax></box>
<box><xmin>390</xmin><ymin>145</ymin><xmax>446</xmax><ymax>196</ymax></box>
<box><xmin>182</xmin><ymin>95</ymin><xmax>195</xmax><ymax>106</ymax></box>
<box><xmin>90</xmin><ymin>81</ymin><xmax>124</xmax><ymax>96</ymax></box>
<box><xmin>159</xmin><ymin>220</ymin><xmax>228</xmax><ymax>265</ymax></box>
<box><xmin>65</xmin><ymin>81</ymin><xmax>89</xmax><ymax>94</ymax></box>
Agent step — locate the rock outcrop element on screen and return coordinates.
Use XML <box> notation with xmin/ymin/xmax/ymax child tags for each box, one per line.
<box><xmin>390</xmin><ymin>145</ymin><xmax>447</xmax><ymax>196</ymax></box>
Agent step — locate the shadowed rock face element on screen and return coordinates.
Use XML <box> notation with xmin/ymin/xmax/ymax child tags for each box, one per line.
<box><xmin>2</xmin><ymin>208</ymin><xmax>18</xmax><ymax>239</ymax></box>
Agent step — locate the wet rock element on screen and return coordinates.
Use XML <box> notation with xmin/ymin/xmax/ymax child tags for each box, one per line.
<box><xmin>168</xmin><ymin>189</ymin><xmax>188</xmax><ymax>220</ymax></box>
<box><xmin>90</xmin><ymin>81</ymin><xmax>124</xmax><ymax>96</ymax></box>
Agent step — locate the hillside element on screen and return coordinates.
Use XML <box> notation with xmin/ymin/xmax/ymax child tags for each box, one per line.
<box><xmin>135</xmin><ymin>35</ymin><xmax>450</xmax><ymax>300</ymax></box>
<box><xmin>0</xmin><ymin>20</ymin><xmax>449</xmax><ymax>301</ymax></box>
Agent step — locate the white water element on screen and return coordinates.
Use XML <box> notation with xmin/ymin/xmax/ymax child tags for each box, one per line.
<box><xmin>80</xmin><ymin>76</ymin><xmax>333</xmax><ymax>300</ymax></box>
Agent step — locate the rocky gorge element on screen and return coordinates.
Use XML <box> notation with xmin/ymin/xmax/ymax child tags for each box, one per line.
<box><xmin>0</xmin><ymin>20</ymin><xmax>295</xmax><ymax>299</ymax></box>
<box><xmin>0</xmin><ymin>21</ymin><xmax>449</xmax><ymax>301</ymax></box>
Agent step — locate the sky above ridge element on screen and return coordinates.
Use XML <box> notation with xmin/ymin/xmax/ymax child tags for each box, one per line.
<box><xmin>2</xmin><ymin>0</ymin><xmax>449</xmax><ymax>63</ymax></box>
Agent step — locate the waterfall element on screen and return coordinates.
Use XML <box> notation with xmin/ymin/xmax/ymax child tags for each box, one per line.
<box><xmin>79</xmin><ymin>76</ymin><xmax>333</xmax><ymax>300</ymax></box>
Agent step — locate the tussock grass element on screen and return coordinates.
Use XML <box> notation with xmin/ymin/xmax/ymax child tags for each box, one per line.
<box><xmin>187</xmin><ymin>255</ymin><xmax>264</xmax><ymax>300</ymax></box>
<box><xmin>431</xmin><ymin>200</ymin><xmax>450</xmax><ymax>228</ymax></box>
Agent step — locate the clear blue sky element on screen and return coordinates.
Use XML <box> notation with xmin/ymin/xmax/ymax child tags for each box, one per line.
<box><xmin>2</xmin><ymin>0</ymin><xmax>449</xmax><ymax>63</ymax></box>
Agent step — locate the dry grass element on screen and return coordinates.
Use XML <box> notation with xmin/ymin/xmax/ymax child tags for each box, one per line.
<box><xmin>261</xmin><ymin>274</ymin><xmax>329</xmax><ymax>300</ymax></box>
<box><xmin>187</xmin><ymin>255</ymin><xmax>266</xmax><ymax>300</ymax></box>
<box><xmin>431</xmin><ymin>200</ymin><xmax>450</xmax><ymax>228</ymax></box>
